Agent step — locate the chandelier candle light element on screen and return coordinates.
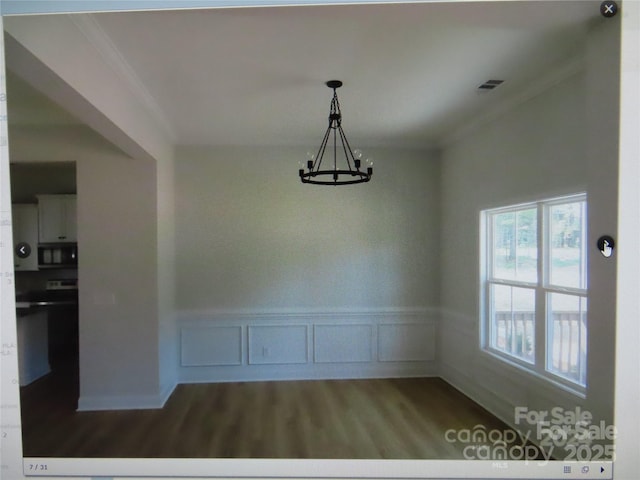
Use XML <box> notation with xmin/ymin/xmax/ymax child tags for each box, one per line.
<box><xmin>299</xmin><ymin>80</ymin><xmax>373</xmax><ymax>185</ymax></box>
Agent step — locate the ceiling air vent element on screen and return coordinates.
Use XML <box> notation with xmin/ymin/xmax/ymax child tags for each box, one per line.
<box><xmin>477</xmin><ymin>79</ymin><xmax>504</xmax><ymax>91</ymax></box>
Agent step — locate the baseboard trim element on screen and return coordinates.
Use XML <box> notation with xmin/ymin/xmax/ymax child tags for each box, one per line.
<box><xmin>77</xmin><ymin>381</ymin><xmax>177</xmax><ymax>412</ymax></box>
<box><xmin>180</xmin><ymin>362</ymin><xmax>438</xmax><ymax>384</ymax></box>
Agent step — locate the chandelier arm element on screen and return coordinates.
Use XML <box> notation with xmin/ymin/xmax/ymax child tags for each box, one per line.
<box><xmin>339</xmin><ymin>125</ymin><xmax>359</xmax><ymax>168</ymax></box>
<box><xmin>314</xmin><ymin>124</ymin><xmax>332</xmax><ymax>171</ymax></box>
<box><xmin>333</xmin><ymin>122</ymin><xmax>338</xmax><ymax>174</ymax></box>
<box><xmin>337</xmin><ymin>126</ymin><xmax>355</xmax><ymax>172</ymax></box>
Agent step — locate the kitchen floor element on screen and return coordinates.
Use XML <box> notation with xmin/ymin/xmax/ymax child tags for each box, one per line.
<box><xmin>19</xmin><ymin>370</ymin><xmax>533</xmax><ymax>459</ymax></box>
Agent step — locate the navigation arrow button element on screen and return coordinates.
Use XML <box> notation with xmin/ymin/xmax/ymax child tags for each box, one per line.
<box><xmin>15</xmin><ymin>242</ymin><xmax>31</xmax><ymax>259</ymax></box>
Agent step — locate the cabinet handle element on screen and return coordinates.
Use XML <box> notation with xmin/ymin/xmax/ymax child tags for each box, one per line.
<box><xmin>58</xmin><ymin>236</ymin><xmax>66</xmax><ymax>240</ymax></box>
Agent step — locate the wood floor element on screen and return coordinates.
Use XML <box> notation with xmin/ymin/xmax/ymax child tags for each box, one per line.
<box><xmin>20</xmin><ymin>365</ymin><xmax>520</xmax><ymax>459</ymax></box>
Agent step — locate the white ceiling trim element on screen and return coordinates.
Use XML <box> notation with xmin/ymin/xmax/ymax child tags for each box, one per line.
<box><xmin>441</xmin><ymin>54</ymin><xmax>586</xmax><ymax>149</ymax></box>
<box><xmin>68</xmin><ymin>13</ymin><xmax>176</xmax><ymax>142</ymax></box>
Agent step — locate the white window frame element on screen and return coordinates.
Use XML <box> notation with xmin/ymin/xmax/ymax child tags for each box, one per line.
<box><xmin>480</xmin><ymin>193</ymin><xmax>587</xmax><ymax>393</ymax></box>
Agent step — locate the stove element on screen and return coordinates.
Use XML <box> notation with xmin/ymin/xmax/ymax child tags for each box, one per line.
<box><xmin>46</xmin><ymin>279</ymin><xmax>78</xmax><ymax>291</ymax></box>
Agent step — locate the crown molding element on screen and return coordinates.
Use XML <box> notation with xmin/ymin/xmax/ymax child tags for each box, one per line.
<box><xmin>68</xmin><ymin>13</ymin><xmax>176</xmax><ymax>143</ymax></box>
<box><xmin>440</xmin><ymin>54</ymin><xmax>586</xmax><ymax>149</ymax></box>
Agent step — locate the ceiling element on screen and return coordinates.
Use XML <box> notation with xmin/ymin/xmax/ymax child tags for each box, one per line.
<box><xmin>6</xmin><ymin>70</ymin><xmax>84</xmax><ymax>128</ymax></box>
<box><xmin>7</xmin><ymin>1</ymin><xmax>602</xmax><ymax>150</ymax></box>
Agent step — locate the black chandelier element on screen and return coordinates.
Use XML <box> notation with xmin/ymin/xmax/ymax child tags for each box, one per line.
<box><xmin>299</xmin><ymin>80</ymin><xmax>373</xmax><ymax>185</ymax></box>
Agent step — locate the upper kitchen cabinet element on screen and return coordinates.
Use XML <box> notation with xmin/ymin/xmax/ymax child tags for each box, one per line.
<box><xmin>12</xmin><ymin>204</ymin><xmax>39</xmax><ymax>271</ymax></box>
<box><xmin>37</xmin><ymin>194</ymin><xmax>77</xmax><ymax>243</ymax></box>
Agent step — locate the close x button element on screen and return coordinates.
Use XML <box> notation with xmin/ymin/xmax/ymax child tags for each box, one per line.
<box><xmin>600</xmin><ymin>1</ymin><xmax>618</xmax><ymax>17</ymax></box>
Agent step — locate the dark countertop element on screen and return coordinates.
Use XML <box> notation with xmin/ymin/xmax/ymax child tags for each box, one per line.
<box><xmin>15</xmin><ymin>290</ymin><xmax>78</xmax><ymax>311</ymax></box>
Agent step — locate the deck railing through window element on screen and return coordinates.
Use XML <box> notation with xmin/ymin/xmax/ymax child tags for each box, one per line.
<box><xmin>494</xmin><ymin>311</ymin><xmax>587</xmax><ymax>384</ymax></box>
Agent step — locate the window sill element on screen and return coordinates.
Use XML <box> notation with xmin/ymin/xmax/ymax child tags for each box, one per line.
<box><xmin>482</xmin><ymin>348</ymin><xmax>587</xmax><ymax>400</ymax></box>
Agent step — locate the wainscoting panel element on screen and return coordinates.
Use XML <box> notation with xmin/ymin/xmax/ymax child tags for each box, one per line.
<box><xmin>438</xmin><ymin>309</ymin><xmax>588</xmax><ymax>441</ymax></box>
<box><xmin>314</xmin><ymin>324</ymin><xmax>373</xmax><ymax>363</ymax></box>
<box><xmin>180</xmin><ymin>325</ymin><xmax>242</xmax><ymax>366</ymax></box>
<box><xmin>178</xmin><ymin>309</ymin><xmax>438</xmax><ymax>383</ymax></box>
<box><xmin>248</xmin><ymin>325</ymin><xmax>308</xmax><ymax>365</ymax></box>
<box><xmin>378</xmin><ymin>323</ymin><xmax>435</xmax><ymax>362</ymax></box>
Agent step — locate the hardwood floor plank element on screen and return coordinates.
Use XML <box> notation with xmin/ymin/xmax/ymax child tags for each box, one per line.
<box><xmin>20</xmin><ymin>370</ymin><xmax>524</xmax><ymax>459</ymax></box>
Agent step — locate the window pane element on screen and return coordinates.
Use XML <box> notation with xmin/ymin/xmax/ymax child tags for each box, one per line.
<box><xmin>492</xmin><ymin>208</ymin><xmax>537</xmax><ymax>282</ymax></box>
<box><xmin>547</xmin><ymin>293</ymin><xmax>587</xmax><ymax>385</ymax></box>
<box><xmin>549</xmin><ymin>201</ymin><xmax>586</xmax><ymax>289</ymax></box>
<box><xmin>491</xmin><ymin>284</ymin><xmax>535</xmax><ymax>363</ymax></box>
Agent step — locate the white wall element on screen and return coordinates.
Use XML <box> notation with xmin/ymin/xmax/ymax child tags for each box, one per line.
<box><xmin>9</xmin><ymin>123</ymin><xmax>171</xmax><ymax>410</ymax></box>
<box><xmin>4</xmin><ymin>15</ymin><xmax>173</xmax><ymax>163</ymax></box>
<box><xmin>438</xmin><ymin>17</ymin><xmax>618</xmax><ymax>439</ymax></box>
<box><xmin>68</xmin><ymin>127</ymin><xmax>165</xmax><ymax>410</ymax></box>
<box><xmin>10</xmin><ymin>127</ymin><xmax>177</xmax><ymax>410</ymax></box>
<box><xmin>157</xmin><ymin>152</ymin><xmax>177</xmax><ymax>398</ymax></box>
<box><xmin>175</xmin><ymin>146</ymin><xmax>441</xmax><ymax>382</ymax></box>
<box><xmin>582</xmin><ymin>15</ymin><xmax>620</xmax><ymax>430</ymax></box>
<box><xmin>175</xmin><ymin>146</ymin><xmax>440</xmax><ymax>312</ymax></box>
<box><xmin>5</xmin><ymin>17</ymin><xmax>179</xmax><ymax>409</ymax></box>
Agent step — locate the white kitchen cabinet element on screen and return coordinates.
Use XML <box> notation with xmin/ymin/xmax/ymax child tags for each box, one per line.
<box><xmin>12</xmin><ymin>204</ymin><xmax>39</xmax><ymax>271</ymax></box>
<box><xmin>16</xmin><ymin>310</ymin><xmax>50</xmax><ymax>386</ymax></box>
<box><xmin>37</xmin><ymin>194</ymin><xmax>77</xmax><ymax>243</ymax></box>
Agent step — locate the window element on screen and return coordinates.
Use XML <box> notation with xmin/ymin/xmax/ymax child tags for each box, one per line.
<box><xmin>482</xmin><ymin>194</ymin><xmax>587</xmax><ymax>389</ymax></box>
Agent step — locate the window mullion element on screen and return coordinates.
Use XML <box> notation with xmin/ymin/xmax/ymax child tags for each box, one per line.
<box><xmin>581</xmin><ymin>201</ymin><xmax>588</xmax><ymax>290</ymax></box>
<box><xmin>487</xmin><ymin>278</ymin><xmax>537</xmax><ymax>288</ymax></box>
<box><xmin>535</xmin><ymin>202</ymin><xmax>546</xmax><ymax>373</ymax></box>
<box><xmin>483</xmin><ymin>212</ymin><xmax>492</xmax><ymax>349</ymax></box>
